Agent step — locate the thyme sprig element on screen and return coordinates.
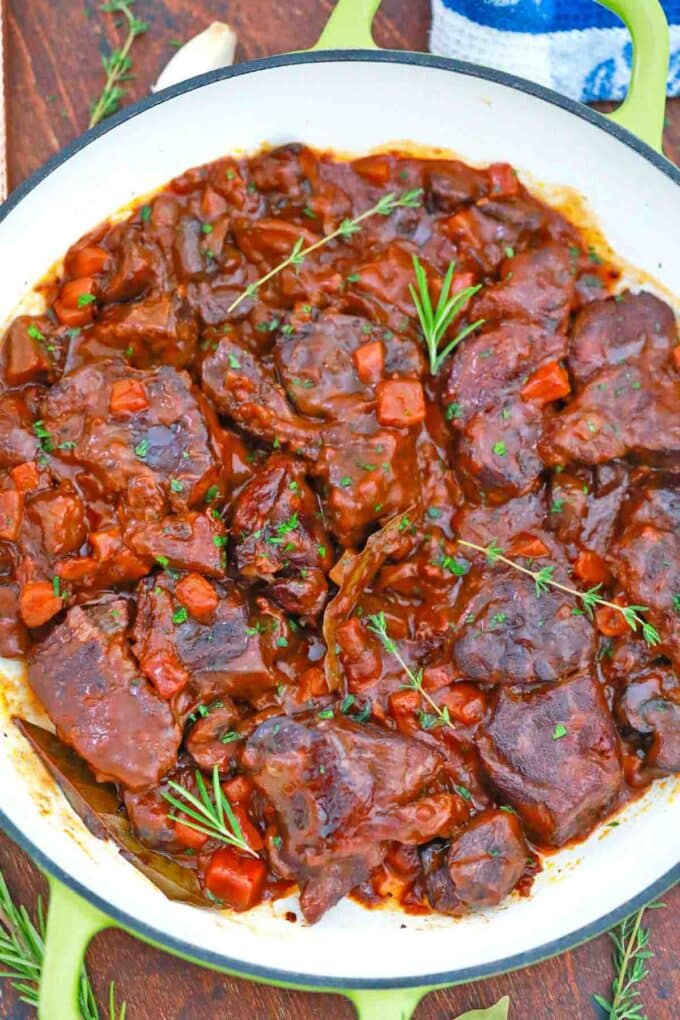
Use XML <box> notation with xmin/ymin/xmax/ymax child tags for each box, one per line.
<box><xmin>0</xmin><ymin>871</ymin><xmax>125</xmax><ymax>1018</ymax></box>
<box><xmin>162</xmin><ymin>765</ymin><xmax>258</xmax><ymax>856</ymax></box>
<box><xmin>366</xmin><ymin>611</ymin><xmax>454</xmax><ymax>733</ymax></box>
<box><xmin>457</xmin><ymin>538</ymin><xmax>661</xmax><ymax>647</ymax></box>
<box><xmin>409</xmin><ymin>254</ymin><xmax>484</xmax><ymax>373</ymax></box>
<box><xmin>227</xmin><ymin>188</ymin><xmax>423</xmax><ymax>314</ymax></box>
<box><xmin>594</xmin><ymin>902</ymin><xmax>664</xmax><ymax>1019</ymax></box>
<box><xmin>89</xmin><ymin>2</ymin><xmax>149</xmax><ymax>129</ymax></box>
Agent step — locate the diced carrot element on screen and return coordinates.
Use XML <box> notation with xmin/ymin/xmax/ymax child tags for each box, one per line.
<box><xmin>204</xmin><ymin>847</ymin><xmax>266</xmax><ymax>911</ymax></box>
<box><xmin>58</xmin><ymin>277</ymin><xmax>96</xmax><ymax>310</ymax></box>
<box><xmin>53</xmin><ymin>300</ymin><xmax>94</xmax><ymax>328</ymax></box>
<box><xmin>573</xmin><ymin>550</ymin><xmax>610</xmax><ymax>586</ymax></box>
<box><xmin>66</xmin><ymin>245</ymin><xmax>110</xmax><ymax>278</ymax></box>
<box><xmin>55</xmin><ymin>556</ymin><xmax>98</xmax><ymax>583</ymax></box>
<box><xmin>10</xmin><ymin>461</ymin><xmax>40</xmax><ymax>492</ymax></box>
<box><xmin>596</xmin><ymin>602</ymin><xmax>630</xmax><ymax>638</ymax></box>
<box><xmin>174</xmin><ymin>818</ymin><xmax>208</xmax><ymax>851</ymax></box>
<box><xmin>175</xmin><ymin>573</ymin><xmax>219</xmax><ymax>622</ymax></box>
<box><xmin>389</xmin><ymin>688</ymin><xmax>421</xmax><ymax>717</ymax></box>
<box><xmin>109</xmin><ymin>378</ymin><xmax>149</xmax><ymax>415</ymax></box>
<box><xmin>487</xmin><ymin>162</ymin><xmax>519</xmax><ymax>197</ymax></box>
<box><xmin>421</xmin><ymin>662</ymin><xmax>455</xmax><ymax>692</ymax></box>
<box><xmin>296</xmin><ymin>666</ymin><xmax>329</xmax><ymax>700</ymax></box>
<box><xmin>507</xmin><ymin>534</ymin><xmax>549</xmax><ymax>559</ymax></box>
<box><xmin>352</xmin><ymin>155</ymin><xmax>391</xmax><ymax>185</ymax></box>
<box><xmin>673</xmin><ymin>345</ymin><xmax>680</xmax><ymax>371</ymax></box>
<box><xmin>521</xmin><ymin>361</ymin><xmax>571</xmax><ymax>405</ymax></box>
<box><xmin>376</xmin><ymin>379</ymin><xmax>426</xmax><ymax>428</ymax></box>
<box><xmin>450</xmin><ymin>271</ymin><xmax>477</xmax><ymax>295</ymax></box>
<box><xmin>201</xmin><ymin>186</ymin><xmax>228</xmax><ymax>219</ymax></box>
<box><xmin>438</xmin><ymin>683</ymin><xmax>487</xmax><ymax>726</ymax></box>
<box><xmin>231</xmin><ymin>805</ymin><xmax>264</xmax><ymax>853</ymax></box>
<box><xmin>19</xmin><ymin>581</ymin><xmax>62</xmax><ymax>628</ymax></box>
<box><xmin>0</xmin><ymin>490</ymin><xmax>22</xmax><ymax>541</ymax></box>
<box><xmin>222</xmin><ymin>775</ymin><xmax>252</xmax><ymax>804</ymax></box>
<box><xmin>353</xmin><ymin>340</ymin><xmax>385</xmax><ymax>384</ymax></box>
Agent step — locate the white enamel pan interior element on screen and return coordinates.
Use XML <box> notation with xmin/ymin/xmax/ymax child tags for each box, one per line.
<box><xmin>0</xmin><ymin>52</ymin><xmax>679</xmax><ymax>990</ymax></box>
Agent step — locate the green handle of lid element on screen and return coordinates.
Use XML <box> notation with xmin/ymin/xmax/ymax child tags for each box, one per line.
<box><xmin>597</xmin><ymin>0</ymin><xmax>669</xmax><ymax>152</ymax></box>
<box><xmin>38</xmin><ymin>875</ymin><xmax>115</xmax><ymax>1020</ymax></box>
<box><xmin>343</xmin><ymin>987</ymin><xmax>430</xmax><ymax>1018</ymax></box>
<box><xmin>311</xmin><ymin>0</ymin><xmax>669</xmax><ymax>153</ymax></box>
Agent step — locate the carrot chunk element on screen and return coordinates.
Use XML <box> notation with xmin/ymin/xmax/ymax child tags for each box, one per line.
<box><xmin>353</xmin><ymin>340</ymin><xmax>385</xmax><ymax>384</ymax></box>
<box><xmin>109</xmin><ymin>378</ymin><xmax>149</xmax><ymax>415</ymax></box>
<box><xmin>19</xmin><ymin>581</ymin><xmax>62</xmax><ymax>628</ymax></box>
<box><xmin>175</xmin><ymin>573</ymin><xmax>219</xmax><ymax>622</ymax></box>
<box><xmin>376</xmin><ymin>379</ymin><xmax>426</xmax><ymax>428</ymax></box>
<box><xmin>66</xmin><ymin>245</ymin><xmax>110</xmax><ymax>278</ymax></box>
<box><xmin>58</xmin><ymin>277</ymin><xmax>96</xmax><ymax>310</ymax></box>
<box><xmin>174</xmin><ymin>818</ymin><xmax>208</xmax><ymax>851</ymax></box>
<box><xmin>487</xmin><ymin>162</ymin><xmax>519</xmax><ymax>197</ymax></box>
<box><xmin>53</xmin><ymin>300</ymin><xmax>94</xmax><ymax>328</ymax></box>
<box><xmin>521</xmin><ymin>361</ymin><xmax>571</xmax><ymax>405</ymax></box>
<box><xmin>204</xmin><ymin>847</ymin><xmax>266</xmax><ymax>911</ymax></box>
<box><xmin>10</xmin><ymin>461</ymin><xmax>40</xmax><ymax>492</ymax></box>
<box><xmin>352</xmin><ymin>155</ymin><xmax>391</xmax><ymax>185</ymax></box>
<box><xmin>0</xmin><ymin>490</ymin><xmax>23</xmax><ymax>541</ymax></box>
<box><xmin>596</xmin><ymin>602</ymin><xmax>630</xmax><ymax>638</ymax></box>
<box><xmin>222</xmin><ymin>775</ymin><xmax>252</xmax><ymax>804</ymax></box>
<box><xmin>507</xmin><ymin>534</ymin><xmax>549</xmax><ymax>559</ymax></box>
<box><xmin>573</xmin><ymin>550</ymin><xmax>610</xmax><ymax>586</ymax></box>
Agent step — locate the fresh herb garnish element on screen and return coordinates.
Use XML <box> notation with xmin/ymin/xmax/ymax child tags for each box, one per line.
<box><xmin>367</xmin><ymin>611</ymin><xmax>454</xmax><ymax>734</ymax></box>
<box><xmin>457</xmin><ymin>538</ymin><xmax>661</xmax><ymax>647</ymax></box>
<box><xmin>32</xmin><ymin>420</ymin><xmax>53</xmax><ymax>453</ymax></box>
<box><xmin>408</xmin><ymin>255</ymin><xmax>484</xmax><ymax>374</ymax></box>
<box><xmin>227</xmin><ymin>189</ymin><xmax>423</xmax><ymax>314</ymax></box>
<box><xmin>172</xmin><ymin>606</ymin><xmax>188</xmax><ymax>625</ymax></box>
<box><xmin>552</xmin><ymin>723</ymin><xmax>568</xmax><ymax>740</ymax></box>
<box><xmin>0</xmin><ymin>870</ymin><xmax>126</xmax><ymax>1018</ymax></box>
<box><xmin>89</xmin><ymin>2</ymin><xmax>149</xmax><ymax>129</ymax></box>
<box><xmin>594</xmin><ymin>902</ymin><xmax>664</xmax><ymax>1019</ymax></box>
<box><xmin>161</xmin><ymin>765</ymin><xmax>258</xmax><ymax>856</ymax></box>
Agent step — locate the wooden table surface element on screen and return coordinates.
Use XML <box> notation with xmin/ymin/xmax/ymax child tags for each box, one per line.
<box><xmin>2</xmin><ymin>2</ymin><xmax>678</xmax><ymax>1018</ymax></box>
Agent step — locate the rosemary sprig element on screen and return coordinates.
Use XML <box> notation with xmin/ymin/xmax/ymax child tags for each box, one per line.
<box><xmin>366</xmin><ymin>611</ymin><xmax>454</xmax><ymax>733</ymax></box>
<box><xmin>161</xmin><ymin>765</ymin><xmax>258</xmax><ymax>857</ymax></box>
<box><xmin>409</xmin><ymin>254</ymin><xmax>484</xmax><ymax>373</ymax></box>
<box><xmin>227</xmin><ymin>188</ymin><xmax>423</xmax><ymax>314</ymax></box>
<box><xmin>457</xmin><ymin>538</ymin><xmax>661</xmax><ymax>648</ymax></box>
<box><xmin>594</xmin><ymin>902</ymin><xmax>664</xmax><ymax>1019</ymax></box>
<box><xmin>89</xmin><ymin>1</ymin><xmax>149</xmax><ymax>129</ymax></box>
<box><xmin>0</xmin><ymin>871</ymin><xmax>124</xmax><ymax>1018</ymax></box>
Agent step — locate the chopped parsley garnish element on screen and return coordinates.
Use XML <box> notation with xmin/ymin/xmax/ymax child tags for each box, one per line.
<box><xmin>134</xmin><ymin>438</ymin><xmax>149</xmax><ymax>459</ymax></box>
<box><xmin>172</xmin><ymin>607</ymin><xmax>188</xmax><ymax>625</ymax></box>
<box><xmin>492</xmin><ymin>441</ymin><xmax>507</xmax><ymax>457</ymax></box>
<box><xmin>552</xmin><ymin>723</ymin><xmax>568</xmax><ymax>740</ymax></box>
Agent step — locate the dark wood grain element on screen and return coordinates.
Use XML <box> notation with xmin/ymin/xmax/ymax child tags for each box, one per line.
<box><xmin>2</xmin><ymin>2</ymin><xmax>678</xmax><ymax>1018</ymax></box>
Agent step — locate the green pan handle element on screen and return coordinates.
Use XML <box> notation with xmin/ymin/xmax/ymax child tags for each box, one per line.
<box><xmin>597</xmin><ymin>0</ymin><xmax>669</xmax><ymax>151</ymax></box>
<box><xmin>343</xmin><ymin>987</ymin><xmax>430</xmax><ymax>1018</ymax></box>
<box><xmin>39</xmin><ymin>875</ymin><xmax>115</xmax><ymax>1020</ymax></box>
<box><xmin>311</xmin><ymin>0</ymin><xmax>381</xmax><ymax>50</ymax></box>
<box><xmin>311</xmin><ymin>0</ymin><xmax>669</xmax><ymax>152</ymax></box>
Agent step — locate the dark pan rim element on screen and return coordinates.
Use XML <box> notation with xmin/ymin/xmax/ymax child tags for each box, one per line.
<box><xmin>0</xmin><ymin>47</ymin><xmax>678</xmax><ymax>989</ymax></box>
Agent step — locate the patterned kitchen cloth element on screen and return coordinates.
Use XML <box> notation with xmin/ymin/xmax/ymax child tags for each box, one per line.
<box><xmin>430</xmin><ymin>0</ymin><xmax>680</xmax><ymax>101</ymax></box>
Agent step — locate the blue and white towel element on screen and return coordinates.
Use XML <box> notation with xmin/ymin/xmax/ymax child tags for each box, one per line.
<box><xmin>430</xmin><ymin>0</ymin><xmax>680</xmax><ymax>101</ymax></box>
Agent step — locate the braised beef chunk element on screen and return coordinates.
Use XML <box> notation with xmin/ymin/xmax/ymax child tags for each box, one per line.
<box><xmin>132</xmin><ymin>574</ymin><xmax>284</xmax><ymax>704</ymax></box>
<box><xmin>41</xmin><ymin>360</ymin><xmax>222</xmax><ymax>508</ymax></box>
<box><xmin>447</xmin><ymin>809</ymin><xmax>529</xmax><ymax>907</ymax></box>
<box><xmin>243</xmin><ymin>714</ymin><xmax>464</xmax><ymax>922</ymax></box>
<box><xmin>451</xmin><ymin>552</ymin><xmax>595</xmax><ymax>684</ymax></box>
<box><xmin>28</xmin><ymin>598</ymin><xmax>181</xmax><ymax>790</ymax></box>
<box><xmin>609</xmin><ymin>477</ymin><xmax>680</xmax><ymax>671</ymax></box>
<box><xmin>541</xmin><ymin>292</ymin><xmax>680</xmax><ymax>469</ymax></box>
<box><xmin>3</xmin><ymin>143</ymin><xmax>676</xmax><ymax>923</ymax></box>
<box><xmin>478</xmin><ymin>674</ymin><xmax>623</xmax><ymax>845</ymax></box>
<box><xmin>568</xmin><ymin>291</ymin><xmax>677</xmax><ymax>383</ymax></box>
<box><xmin>231</xmin><ymin>453</ymin><xmax>333</xmax><ymax>621</ymax></box>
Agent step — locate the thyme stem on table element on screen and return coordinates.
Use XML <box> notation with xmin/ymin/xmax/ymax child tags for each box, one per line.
<box><xmin>89</xmin><ymin>1</ymin><xmax>149</xmax><ymax>129</ymax></box>
<box><xmin>457</xmin><ymin>538</ymin><xmax>661</xmax><ymax>648</ymax></box>
<box><xmin>0</xmin><ymin>871</ymin><xmax>125</xmax><ymax>1018</ymax></box>
<box><xmin>227</xmin><ymin>188</ymin><xmax>423</xmax><ymax>314</ymax></box>
<box><xmin>594</xmin><ymin>902</ymin><xmax>664</xmax><ymax>1019</ymax></box>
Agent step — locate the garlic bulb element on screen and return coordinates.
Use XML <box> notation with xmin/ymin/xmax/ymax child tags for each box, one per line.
<box><xmin>151</xmin><ymin>22</ymin><xmax>237</xmax><ymax>93</ymax></box>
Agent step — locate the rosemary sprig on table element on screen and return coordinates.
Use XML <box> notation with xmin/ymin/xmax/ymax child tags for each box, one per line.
<box><xmin>162</xmin><ymin>765</ymin><xmax>258</xmax><ymax>856</ymax></box>
<box><xmin>457</xmin><ymin>538</ymin><xmax>661</xmax><ymax>648</ymax></box>
<box><xmin>594</xmin><ymin>903</ymin><xmax>664</xmax><ymax>1019</ymax></box>
<box><xmin>409</xmin><ymin>254</ymin><xmax>484</xmax><ymax>373</ymax></box>
<box><xmin>0</xmin><ymin>871</ymin><xmax>125</xmax><ymax>1018</ymax></box>
<box><xmin>227</xmin><ymin>188</ymin><xmax>423</xmax><ymax>313</ymax></box>
<box><xmin>367</xmin><ymin>611</ymin><xmax>455</xmax><ymax>733</ymax></box>
<box><xmin>89</xmin><ymin>1</ymin><xmax>149</xmax><ymax>129</ymax></box>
